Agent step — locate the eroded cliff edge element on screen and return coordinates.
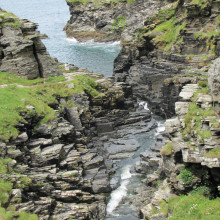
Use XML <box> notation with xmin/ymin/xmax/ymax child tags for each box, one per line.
<box><xmin>0</xmin><ymin>9</ymin><xmax>61</xmax><ymax>79</ymax></box>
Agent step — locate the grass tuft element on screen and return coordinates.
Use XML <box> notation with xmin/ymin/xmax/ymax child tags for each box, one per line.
<box><xmin>160</xmin><ymin>142</ymin><xmax>173</xmax><ymax>156</ymax></box>
<box><xmin>204</xmin><ymin>148</ymin><xmax>220</xmax><ymax>158</ymax></box>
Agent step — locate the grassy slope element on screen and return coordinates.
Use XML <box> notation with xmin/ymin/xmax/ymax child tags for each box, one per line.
<box><xmin>138</xmin><ymin>0</ymin><xmax>220</xmax><ymax>55</ymax></box>
<box><xmin>0</xmin><ymin>72</ymin><xmax>100</xmax><ymax>141</ymax></box>
<box><xmin>167</xmin><ymin>194</ymin><xmax>220</xmax><ymax>220</ymax></box>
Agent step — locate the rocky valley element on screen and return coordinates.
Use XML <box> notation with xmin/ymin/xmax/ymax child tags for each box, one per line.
<box><xmin>0</xmin><ymin>0</ymin><xmax>220</xmax><ymax>219</ymax></box>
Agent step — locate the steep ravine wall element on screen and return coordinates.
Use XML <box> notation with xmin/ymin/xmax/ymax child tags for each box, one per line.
<box><xmin>138</xmin><ymin>58</ymin><xmax>220</xmax><ymax>219</ymax></box>
<box><xmin>0</xmin><ymin>67</ymin><xmax>137</xmax><ymax>219</ymax></box>
<box><xmin>65</xmin><ymin>0</ymin><xmax>220</xmax><ymax>117</ymax></box>
<box><xmin>113</xmin><ymin>0</ymin><xmax>220</xmax><ymax>117</ymax></box>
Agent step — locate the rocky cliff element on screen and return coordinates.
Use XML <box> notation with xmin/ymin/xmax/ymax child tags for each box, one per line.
<box><xmin>138</xmin><ymin>58</ymin><xmax>220</xmax><ymax>220</ymax></box>
<box><xmin>0</xmin><ymin>66</ymin><xmax>139</xmax><ymax>219</ymax></box>
<box><xmin>0</xmin><ymin>9</ymin><xmax>61</xmax><ymax>79</ymax></box>
<box><xmin>65</xmin><ymin>0</ymin><xmax>165</xmax><ymax>42</ymax></box>
<box><xmin>114</xmin><ymin>0</ymin><xmax>220</xmax><ymax>116</ymax></box>
<box><xmin>65</xmin><ymin>0</ymin><xmax>220</xmax><ymax>117</ymax></box>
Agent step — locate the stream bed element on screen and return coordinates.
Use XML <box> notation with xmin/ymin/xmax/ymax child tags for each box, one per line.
<box><xmin>102</xmin><ymin>103</ymin><xmax>165</xmax><ymax>219</ymax></box>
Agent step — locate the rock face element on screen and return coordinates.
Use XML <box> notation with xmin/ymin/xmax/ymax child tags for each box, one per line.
<box><xmin>0</xmin><ymin>9</ymin><xmax>61</xmax><ymax>79</ymax></box>
<box><xmin>138</xmin><ymin>63</ymin><xmax>220</xmax><ymax>218</ymax></box>
<box><xmin>208</xmin><ymin>58</ymin><xmax>220</xmax><ymax>112</ymax></box>
<box><xmin>65</xmin><ymin>0</ymin><xmax>164</xmax><ymax>42</ymax></box>
<box><xmin>64</xmin><ymin>0</ymin><xmax>220</xmax><ymax>117</ymax></box>
<box><xmin>113</xmin><ymin>0</ymin><xmax>220</xmax><ymax>116</ymax></box>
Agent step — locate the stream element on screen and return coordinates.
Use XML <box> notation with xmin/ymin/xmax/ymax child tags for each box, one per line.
<box><xmin>104</xmin><ymin>105</ymin><xmax>165</xmax><ymax>219</ymax></box>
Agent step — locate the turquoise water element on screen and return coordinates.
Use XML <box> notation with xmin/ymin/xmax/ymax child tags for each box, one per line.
<box><xmin>1</xmin><ymin>0</ymin><xmax>120</xmax><ymax>76</ymax></box>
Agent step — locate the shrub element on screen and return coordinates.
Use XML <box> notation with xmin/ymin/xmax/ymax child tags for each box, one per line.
<box><xmin>178</xmin><ymin>169</ymin><xmax>194</xmax><ymax>185</ymax></box>
<box><xmin>198</xmin><ymin>80</ymin><xmax>208</xmax><ymax>88</ymax></box>
<box><xmin>0</xmin><ymin>179</ymin><xmax>13</xmax><ymax>206</ymax></box>
<box><xmin>191</xmin><ymin>186</ymin><xmax>211</xmax><ymax>197</ymax></box>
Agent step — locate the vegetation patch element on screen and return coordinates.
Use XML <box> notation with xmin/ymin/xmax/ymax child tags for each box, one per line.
<box><xmin>0</xmin><ymin>72</ymin><xmax>100</xmax><ymax>141</ymax></box>
<box><xmin>149</xmin><ymin>17</ymin><xmax>186</xmax><ymax>51</ymax></box>
<box><xmin>178</xmin><ymin>168</ymin><xmax>195</xmax><ymax>185</ymax></box>
<box><xmin>160</xmin><ymin>142</ymin><xmax>173</xmax><ymax>156</ymax></box>
<box><xmin>110</xmin><ymin>16</ymin><xmax>126</xmax><ymax>31</ymax></box>
<box><xmin>204</xmin><ymin>148</ymin><xmax>220</xmax><ymax>158</ymax></box>
<box><xmin>167</xmin><ymin>193</ymin><xmax>220</xmax><ymax>220</ymax></box>
<box><xmin>190</xmin><ymin>186</ymin><xmax>211</xmax><ymax>197</ymax></box>
<box><xmin>182</xmin><ymin>81</ymin><xmax>217</xmax><ymax>142</ymax></box>
<box><xmin>0</xmin><ymin>9</ymin><xmax>21</xmax><ymax>28</ymax></box>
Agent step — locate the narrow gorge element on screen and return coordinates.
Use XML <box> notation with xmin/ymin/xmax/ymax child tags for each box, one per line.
<box><xmin>0</xmin><ymin>0</ymin><xmax>220</xmax><ymax>220</ymax></box>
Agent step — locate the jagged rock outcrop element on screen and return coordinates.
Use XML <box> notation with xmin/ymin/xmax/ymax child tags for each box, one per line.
<box><xmin>208</xmin><ymin>58</ymin><xmax>220</xmax><ymax>112</ymax></box>
<box><xmin>0</xmin><ymin>9</ymin><xmax>61</xmax><ymax>79</ymax></box>
<box><xmin>65</xmin><ymin>0</ymin><xmax>164</xmax><ymax>42</ymax></box>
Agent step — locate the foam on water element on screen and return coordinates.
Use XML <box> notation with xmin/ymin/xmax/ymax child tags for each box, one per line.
<box><xmin>155</xmin><ymin>121</ymin><xmax>165</xmax><ymax>136</ymax></box>
<box><xmin>139</xmin><ymin>101</ymin><xmax>150</xmax><ymax>111</ymax></box>
<box><xmin>107</xmin><ymin>165</ymin><xmax>132</xmax><ymax>215</ymax></box>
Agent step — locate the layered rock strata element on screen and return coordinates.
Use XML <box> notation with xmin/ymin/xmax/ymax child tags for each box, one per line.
<box><xmin>138</xmin><ymin>58</ymin><xmax>220</xmax><ymax>219</ymax></box>
<box><xmin>0</xmin><ymin>65</ymin><xmax>155</xmax><ymax>219</ymax></box>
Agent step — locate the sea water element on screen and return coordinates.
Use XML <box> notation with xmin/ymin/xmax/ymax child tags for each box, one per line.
<box><xmin>1</xmin><ymin>0</ymin><xmax>121</xmax><ymax>76</ymax></box>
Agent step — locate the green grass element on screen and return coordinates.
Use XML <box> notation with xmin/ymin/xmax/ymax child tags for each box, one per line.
<box><xmin>0</xmin><ymin>72</ymin><xmax>100</xmax><ymax>141</ymax></box>
<box><xmin>204</xmin><ymin>148</ymin><xmax>220</xmax><ymax>158</ymax></box>
<box><xmin>0</xmin><ymin>179</ymin><xmax>13</xmax><ymax>206</ymax></box>
<box><xmin>160</xmin><ymin>142</ymin><xmax>173</xmax><ymax>156</ymax></box>
<box><xmin>0</xmin><ymin>158</ymin><xmax>13</xmax><ymax>174</ymax></box>
<box><xmin>150</xmin><ymin>17</ymin><xmax>186</xmax><ymax>51</ymax></box>
<box><xmin>0</xmin><ymin>72</ymin><xmax>44</xmax><ymax>85</ymax></box>
<box><xmin>17</xmin><ymin>212</ymin><xmax>38</xmax><ymax>220</ymax></box>
<box><xmin>0</xmin><ymin>178</ymin><xmax>38</xmax><ymax>219</ymax></box>
<box><xmin>0</xmin><ymin>9</ymin><xmax>21</xmax><ymax>28</ymax></box>
<box><xmin>144</xmin><ymin>7</ymin><xmax>176</xmax><ymax>26</ymax></box>
<box><xmin>167</xmin><ymin>194</ymin><xmax>220</xmax><ymax>220</ymax></box>
<box><xmin>45</xmin><ymin>75</ymin><xmax>66</xmax><ymax>83</ymax></box>
<box><xmin>110</xmin><ymin>16</ymin><xmax>126</xmax><ymax>31</ymax></box>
